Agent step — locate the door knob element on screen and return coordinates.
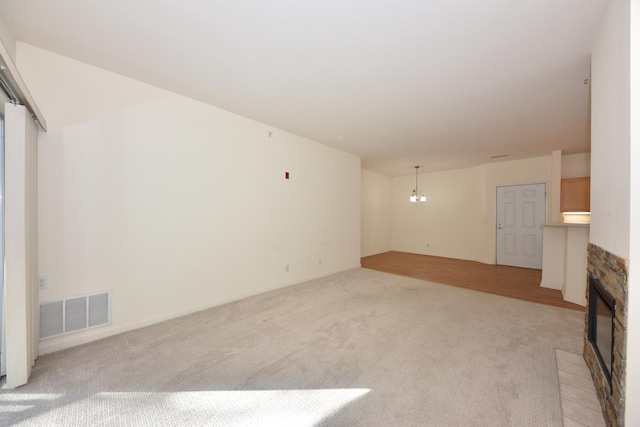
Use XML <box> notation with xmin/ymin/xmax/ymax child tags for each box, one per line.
<box><xmin>497</xmin><ymin>223</ymin><xmax>504</xmax><ymax>230</ymax></box>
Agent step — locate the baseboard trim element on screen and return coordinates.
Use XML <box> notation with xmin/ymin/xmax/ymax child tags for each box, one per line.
<box><xmin>540</xmin><ymin>280</ymin><xmax>562</xmax><ymax>290</ymax></box>
<box><xmin>38</xmin><ymin>264</ymin><xmax>361</xmax><ymax>355</ymax></box>
<box><xmin>174</xmin><ymin>264</ymin><xmax>361</xmax><ymax>319</ymax></box>
<box><xmin>561</xmin><ymin>289</ymin><xmax>586</xmax><ymax>307</ymax></box>
<box><xmin>387</xmin><ymin>249</ymin><xmax>494</xmax><ymax>265</ymax></box>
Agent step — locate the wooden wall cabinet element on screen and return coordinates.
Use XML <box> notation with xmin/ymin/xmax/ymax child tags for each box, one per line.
<box><xmin>561</xmin><ymin>177</ymin><xmax>590</xmax><ymax>212</ymax></box>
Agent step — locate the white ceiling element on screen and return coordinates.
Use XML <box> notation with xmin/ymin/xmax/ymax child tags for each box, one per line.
<box><xmin>0</xmin><ymin>0</ymin><xmax>606</xmax><ymax>176</ymax></box>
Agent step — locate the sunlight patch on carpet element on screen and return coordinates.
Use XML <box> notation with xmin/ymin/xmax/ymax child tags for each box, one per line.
<box><xmin>0</xmin><ymin>393</ymin><xmax>64</xmax><ymax>415</ymax></box>
<box><xmin>101</xmin><ymin>389</ymin><xmax>370</xmax><ymax>425</ymax></box>
<box><xmin>11</xmin><ymin>389</ymin><xmax>370</xmax><ymax>426</ymax></box>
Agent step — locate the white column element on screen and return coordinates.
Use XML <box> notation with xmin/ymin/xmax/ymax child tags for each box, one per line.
<box><xmin>540</xmin><ymin>225</ymin><xmax>565</xmax><ymax>290</ymax></box>
<box><xmin>550</xmin><ymin>150</ymin><xmax>562</xmax><ymax>223</ymax></box>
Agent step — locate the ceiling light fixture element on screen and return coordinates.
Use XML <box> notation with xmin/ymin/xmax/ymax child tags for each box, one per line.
<box><xmin>410</xmin><ymin>166</ymin><xmax>426</xmax><ymax>203</ymax></box>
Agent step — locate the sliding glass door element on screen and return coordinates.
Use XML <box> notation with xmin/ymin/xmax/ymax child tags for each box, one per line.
<box><xmin>0</xmin><ymin>115</ymin><xmax>4</xmax><ymax>377</ymax></box>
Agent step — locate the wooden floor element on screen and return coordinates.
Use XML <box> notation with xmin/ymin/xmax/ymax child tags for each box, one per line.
<box><xmin>362</xmin><ymin>251</ymin><xmax>584</xmax><ymax>311</ymax></box>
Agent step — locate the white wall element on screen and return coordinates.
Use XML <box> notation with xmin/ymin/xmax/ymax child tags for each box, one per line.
<box><xmin>391</xmin><ymin>165</ymin><xmax>483</xmax><ymax>261</ymax></box>
<box><xmin>361</xmin><ymin>169</ymin><xmax>391</xmax><ymax>257</ymax></box>
<box><xmin>0</xmin><ymin>11</ymin><xmax>16</xmax><ymax>62</ymax></box>
<box><xmin>626</xmin><ymin>0</ymin><xmax>639</xmax><ymax>424</ymax></box>
<box><xmin>591</xmin><ymin>0</ymin><xmax>638</xmax><ymax>424</ymax></box>
<box><xmin>391</xmin><ymin>156</ymin><xmax>551</xmax><ymax>264</ymax></box>
<box><xmin>16</xmin><ymin>43</ymin><xmax>361</xmax><ymax>354</ymax></box>
<box><xmin>590</xmin><ymin>0</ymin><xmax>631</xmax><ymax>259</ymax></box>
<box><xmin>561</xmin><ymin>153</ymin><xmax>591</xmax><ymax>178</ymax></box>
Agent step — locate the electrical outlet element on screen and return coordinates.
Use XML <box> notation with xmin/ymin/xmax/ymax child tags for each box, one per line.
<box><xmin>38</xmin><ymin>276</ymin><xmax>48</xmax><ymax>289</ymax></box>
<box><xmin>285</xmin><ymin>264</ymin><xmax>289</xmax><ymax>273</ymax></box>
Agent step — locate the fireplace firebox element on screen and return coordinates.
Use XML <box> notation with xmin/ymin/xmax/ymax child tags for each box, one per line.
<box><xmin>587</xmin><ymin>275</ymin><xmax>615</xmax><ymax>390</ymax></box>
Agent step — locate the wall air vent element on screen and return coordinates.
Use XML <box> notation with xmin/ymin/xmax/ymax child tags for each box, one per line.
<box><xmin>39</xmin><ymin>292</ymin><xmax>111</xmax><ymax>339</ymax></box>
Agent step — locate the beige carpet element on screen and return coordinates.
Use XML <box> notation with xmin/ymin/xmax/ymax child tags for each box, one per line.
<box><xmin>0</xmin><ymin>268</ymin><xmax>584</xmax><ymax>426</ymax></box>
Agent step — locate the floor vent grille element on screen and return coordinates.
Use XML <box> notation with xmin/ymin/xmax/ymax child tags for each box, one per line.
<box><xmin>39</xmin><ymin>292</ymin><xmax>111</xmax><ymax>339</ymax></box>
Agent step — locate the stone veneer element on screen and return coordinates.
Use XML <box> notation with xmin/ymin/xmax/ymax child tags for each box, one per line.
<box><xmin>585</xmin><ymin>243</ymin><xmax>628</xmax><ymax>427</ymax></box>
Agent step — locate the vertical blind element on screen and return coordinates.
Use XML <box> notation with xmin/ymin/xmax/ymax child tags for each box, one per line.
<box><xmin>4</xmin><ymin>104</ymin><xmax>39</xmax><ymax>388</ymax></box>
<box><xmin>0</xmin><ymin>33</ymin><xmax>46</xmax><ymax>388</ymax></box>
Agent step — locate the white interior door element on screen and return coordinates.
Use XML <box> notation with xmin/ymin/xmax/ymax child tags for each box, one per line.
<box><xmin>496</xmin><ymin>183</ymin><xmax>546</xmax><ymax>269</ymax></box>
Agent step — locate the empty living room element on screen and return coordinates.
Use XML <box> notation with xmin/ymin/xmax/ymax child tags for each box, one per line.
<box><xmin>0</xmin><ymin>1</ymin><xmax>638</xmax><ymax>426</ymax></box>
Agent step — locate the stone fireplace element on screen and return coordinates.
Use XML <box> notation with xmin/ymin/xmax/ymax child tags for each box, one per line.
<box><xmin>585</xmin><ymin>243</ymin><xmax>628</xmax><ymax>426</ymax></box>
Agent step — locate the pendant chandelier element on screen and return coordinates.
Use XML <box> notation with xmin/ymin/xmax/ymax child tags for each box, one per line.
<box><xmin>410</xmin><ymin>166</ymin><xmax>426</xmax><ymax>203</ymax></box>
